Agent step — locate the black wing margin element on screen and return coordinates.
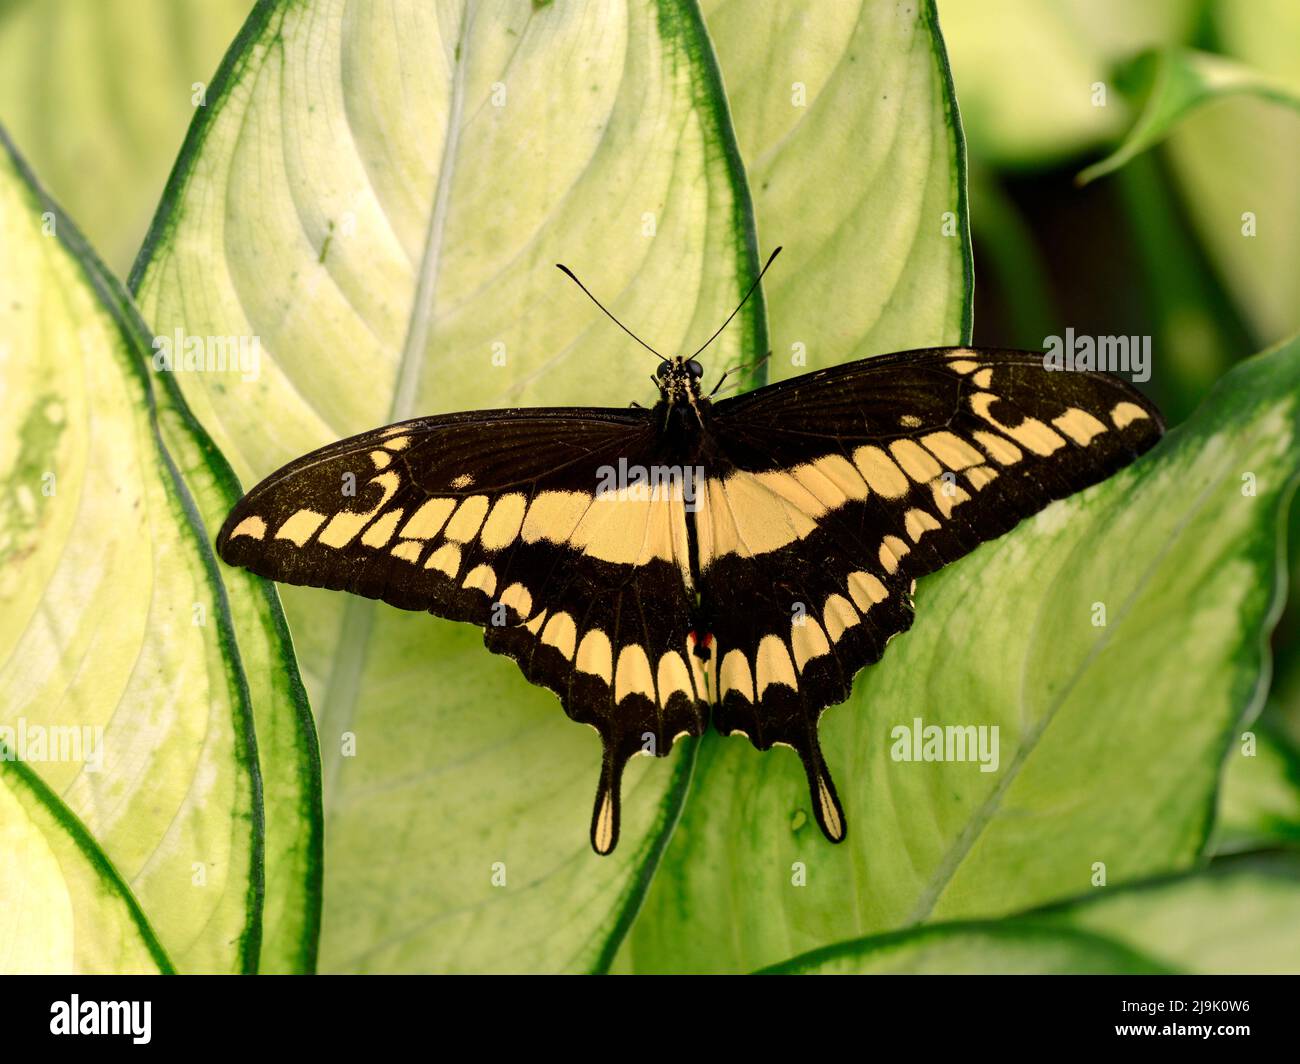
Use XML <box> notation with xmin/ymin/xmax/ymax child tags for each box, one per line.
<box><xmin>217</xmin><ymin>407</ymin><xmax>710</xmax><ymax>855</ymax></box>
<box><xmin>698</xmin><ymin>347</ymin><xmax>1164</xmax><ymax>842</ymax></box>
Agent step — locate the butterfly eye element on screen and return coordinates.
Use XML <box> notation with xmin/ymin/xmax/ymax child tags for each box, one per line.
<box><xmin>686</xmin><ymin>359</ymin><xmax>704</xmax><ymax>378</ymax></box>
<box><xmin>655</xmin><ymin>362</ymin><xmax>672</xmax><ymax>379</ymax></box>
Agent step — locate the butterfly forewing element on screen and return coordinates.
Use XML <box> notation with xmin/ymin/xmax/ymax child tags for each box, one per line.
<box><xmin>696</xmin><ymin>349</ymin><xmax>1163</xmax><ymax>840</ymax></box>
<box><xmin>216</xmin><ymin>407</ymin><xmax>711</xmax><ymax>853</ymax></box>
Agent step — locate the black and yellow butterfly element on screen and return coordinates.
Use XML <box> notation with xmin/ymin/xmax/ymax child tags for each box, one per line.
<box><xmin>217</xmin><ymin>256</ymin><xmax>1162</xmax><ymax>855</ymax></box>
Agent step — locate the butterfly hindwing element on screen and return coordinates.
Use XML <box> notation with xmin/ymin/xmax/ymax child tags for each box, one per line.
<box><xmin>697</xmin><ymin>348</ymin><xmax>1164</xmax><ymax>840</ymax></box>
<box><xmin>216</xmin><ymin>408</ymin><xmax>711</xmax><ymax>853</ymax></box>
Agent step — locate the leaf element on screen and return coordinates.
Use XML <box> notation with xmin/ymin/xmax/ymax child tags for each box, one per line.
<box><xmin>131</xmin><ymin>0</ymin><xmax>765</xmax><ymax>973</ymax></box>
<box><xmin>701</xmin><ymin>0</ymin><xmax>972</xmax><ymax>380</ymax></box>
<box><xmin>0</xmin><ymin>0</ymin><xmax>254</xmax><ymax>277</ymax></box>
<box><xmin>1214</xmin><ymin>724</ymin><xmax>1300</xmax><ymax>854</ymax></box>
<box><xmin>1033</xmin><ymin>851</ymin><xmax>1300</xmax><ymax>973</ymax></box>
<box><xmin>144</xmin><ymin>315</ymin><xmax>323</xmax><ymax>973</ymax></box>
<box><xmin>761</xmin><ymin>852</ymin><xmax>1300</xmax><ymax>973</ymax></box>
<box><xmin>1077</xmin><ymin>48</ymin><xmax>1300</xmax><ymax>185</ymax></box>
<box><xmin>0</xmin><ymin>757</ymin><xmax>171</xmax><ymax>974</ymax></box>
<box><xmin>625</xmin><ymin>337</ymin><xmax>1300</xmax><ymax>973</ymax></box>
<box><xmin>1078</xmin><ymin>37</ymin><xmax>1300</xmax><ymax>345</ymax></box>
<box><xmin>0</xmin><ymin>130</ymin><xmax>262</xmax><ymax>972</ymax></box>
<box><xmin>938</xmin><ymin>0</ymin><xmax>1199</xmax><ymax>168</ymax></box>
<box><xmin>757</xmin><ymin>920</ymin><xmax>1165</xmax><ymax>974</ymax></box>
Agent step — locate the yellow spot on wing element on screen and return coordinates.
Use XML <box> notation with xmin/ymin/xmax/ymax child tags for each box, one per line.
<box><xmin>932</xmin><ymin>479</ymin><xmax>972</xmax><ymax>517</ymax></box>
<box><xmin>817</xmin><ymin>773</ymin><xmax>844</xmax><ymax>840</ymax></box>
<box><xmin>614</xmin><ymin>644</ymin><xmax>655</xmax><ymax>703</ymax></box>
<box><xmin>318</xmin><ymin>471</ymin><xmax>401</xmax><ymax>548</ymax></box>
<box><xmin>480</xmin><ymin>494</ymin><xmax>527</xmax><ymax>551</ymax></box>
<box><xmin>922</xmin><ymin>431</ymin><xmax>983</xmax><ymax>470</ymax></box>
<box><xmin>853</xmin><ymin>446</ymin><xmax>910</xmax><ymax>498</ymax></box>
<box><xmin>971</xmin><ymin>393</ymin><xmax>1065</xmax><ymax>456</ymax></box>
<box><xmin>1053</xmin><ymin>407</ymin><xmax>1108</xmax><ymax>445</ymax></box>
<box><xmin>360</xmin><ymin>508</ymin><xmax>403</xmax><ymax>548</ymax></box>
<box><xmin>879</xmin><ymin>535</ymin><xmax>910</xmax><ymax>573</ymax></box>
<box><xmin>847</xmin><ymin>571</ymin><xmax>888</xmax><ymax>611</ymax></box>
<box><xmin>275</xmin><ymin>510</ymin><xmax>325</xmax><ymax>545</ymax></box>
<box><xmin>719</xmin><ymin>649</ymin><xmax>754</xmax><ymax>701</ymax></box>
<box><xmin>462</xmin><ymin>564</ymin><xmax>496</xmax><ymax>595</ymax></box>
<box><xmin>391</xmin><ymin>540</ymin><xmax>423</xmax><ymax>563</ymax></box>
<box><xmin>904</xmin><ymin>507</ymin><xmax>941</xmax><ymax>542</ymax></box>
<box><xmin>230</xmin><ymin>515</ymin><xmax>267</xmax><ymax>541</ymax></box>
<box><xmin>656</xmin><ymin>651</ymin><xmax>694</xmax><ymax>704</ymax></box>
<box><xmin>576</xmin><ymin>629</ymin><xmax>613</xmax><ymax>683</ymax></box>
<box><xmin>755</xmin><ymin>635</ymin><xmax>797</xmax><ymax>696</ymax></box>
<box><xmin>890</xmin><ymin>439</ymin><xmax>943</xmax><ymax>482</ymax></box>
<box><xmin>443</xmin><ymin>496</ymin><xmax>490</xmax><ymax>542</ymax></box>
<box><xmin>973</xmin><ymin>430</ymin><xmax>1023</xmax><ymax>466</ymax></box>
<box><xmin>965</xmin><ymin>465</ymin><xmax>999</xmax><ymax>490</ymax></box>
<box><xmin>821</xmin><ymin>595</ymin><xmax>859</xmax><ymax>642</ymax></box>
<box><xmin>499</xmin><ymin>582</ymin><xmax>532</xmax><ymax>617</ymax></box>
<box><xmin>593</xmin><ymin>791</ymin><xmax>616</xmax><ymax>855</ymax></box>
<box><xmin>522</xmin><ymin>491</ymin><xmax>590</xmax><ymax>544</ymax></box>
<box><xmin>400</xmin><ymin>498</ymin><xmax>455</xmax><ymax>539</ymax></box>
<box><xmin>369</xmin><ymin>450</ymin><xmax>392</xmax><ymax>470</ymax></box>
<box><xmin>425</xmin><ymin>543</ymin><xmax>461</xmax><ymax>577</ymax></box>
<box><xmin>541</xmin><ymin>612</ymin><xmax>577</xmax><ymax>658</ymax></box>
<box><xmin>790</xmin><ymin>617</ymin><xmax>831</xmax><ymax>671</ymax></box>
<box><xmin>1111</xmin><ymin>401</ymin><xmax>1149</xmax><ymax>429</ymax></box>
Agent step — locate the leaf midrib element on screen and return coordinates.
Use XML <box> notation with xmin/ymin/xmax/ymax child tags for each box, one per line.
<box><xmin>316</xmin><ymin>5</ymin><xmax>475</xmax><ymax>804</ymax></box>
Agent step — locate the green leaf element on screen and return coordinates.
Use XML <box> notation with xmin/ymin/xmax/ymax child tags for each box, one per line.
<box><xmin>625</xmin><ymin>337</ymin><xmax>1300</xmax><ymax>973</ymax></box>
<box><xmin>702</xmin><ymin>0</ymin><xmax>972</xmax><ymax>378</ymax></box>
<box><xmin>0</xmin><ymin>130</ymin><xmax>262</xmax><ymax>973</ymax></box>
<box><xmin>1077</xmin><ymin>48</ymin><xmax>1300</xmax><ymax>185</ymax></box>
<box><xmin>938</xmin><ymin>0</ymin><xmax>1199</xmax><ymax>168</ymax></box>
<box><xmin>132</xmin><ymin>0</ymin><xmax>765</xmax><ymax>973</ymax></box>
<box><xmin>757</xmin><ymin>920</ymin><xmax>1165</xmax><ymax>974</ymax></box>
<box><xmin>1214</xmin><ymin>724</ymin><xmax>1300</xmax><ymax>854</ymax></box>
<box><xmin>0</xmin><ymin>0</ymin><xmax>254</xmax><ymax>277</ymax></box>
<box><xmin>1033</xmin><ymin>851</ymin><xmax>1300</xmax><ymax>973</ymax></box>
<box><xmin>0</xmin><ymin>757</ymin><xmax>171</xmax><ymax>974</ymax></box>
<box><xmin>1078</xmin><ymin>39</ymin><xmax>1300</xmax><ymax>346</ymax></box>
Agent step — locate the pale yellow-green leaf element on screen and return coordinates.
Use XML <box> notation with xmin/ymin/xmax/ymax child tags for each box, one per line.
<box><xmin>758</xmin><ymin>921</ymin><xmax>1164</xmax><ymax>974</ymax></box>
<box><xmin>0</xmin><ymin>758</ymin><xmax>170</xmax><ymax>974</ymax></box>
<box><xmin>0</xmin><ymin>132</ymin><xmax>260</xmax><ymax>973</ymax></box>
<box><xmin>132</xmin><ymin>0</ymin><xmax>763</xmax><ymax>973</ymax></box>
<box><xmin>0</xmin><ymin>0</ymin><xmax>254</xmax><ymax>276</ymax></box>
<box><xmin>703</xmin><ymin>0</ymin><xmax>971</xmax><ymax>377</ymax></box>
<box><xmin>1035</xmin><ymin>852</ymin><xmax>1300</xmax><ymax>974</ymax></box>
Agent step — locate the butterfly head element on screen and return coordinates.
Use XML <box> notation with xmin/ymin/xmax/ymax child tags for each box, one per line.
<box><xmin>655</xmin><ymin>356</ymin><xmax>705</xmax><ymax>405</ymax></box>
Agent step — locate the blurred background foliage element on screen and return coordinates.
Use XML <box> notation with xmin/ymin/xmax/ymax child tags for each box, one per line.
<box><xmin>0</xmin><ymin>0</ymin><xmax>1296</xmax><ymax>967</ymax></box>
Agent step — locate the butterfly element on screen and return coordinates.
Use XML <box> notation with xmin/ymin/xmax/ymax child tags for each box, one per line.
<box><xmin>216</xmin><ymin>249</ymin><xmax>1163</xmax><ymax>854</ymax></box>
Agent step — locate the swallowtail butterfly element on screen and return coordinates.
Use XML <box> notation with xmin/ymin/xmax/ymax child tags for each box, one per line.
<box><xmin>217</xmin><ymin>250</ymin><xmax>1163</xmax><ymax>854</ymax></box>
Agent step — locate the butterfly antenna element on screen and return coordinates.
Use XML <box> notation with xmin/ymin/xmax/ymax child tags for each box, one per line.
<box><xmin>555</xmin><ymin>264</ymin><xmax>667</xmax><ymax>362</ymax></box>
<box><xmin>688</xmin><ymin>246</ymin><xmax>782</xmax><ymax>361</ymax></box>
